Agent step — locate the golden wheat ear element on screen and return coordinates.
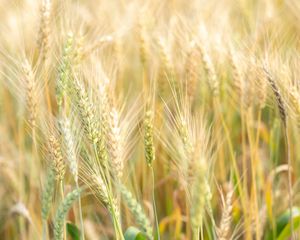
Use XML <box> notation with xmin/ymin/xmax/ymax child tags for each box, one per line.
<box><xmin>263</xmin><ymin>65</ymin><xmax>286</xmax><ymax>125</ymax></box>
<box><xmin>48</xmin><ymin>134</ymin><xmax>65</xmax><ymax>182</ymax></box>
<box><xmin>217</xmin><ymin>184</ymin><xmax>234</xmax><ymax>240</ymax></box>
<box><xmin>37</xmin><ymin>0</ymin><xmax>52</xmax><ymax>62</ymax></box>
<box><xmin>22</xmin><ymin>59</ymin><xmax>37</xmax><ymax>129</ymax></box>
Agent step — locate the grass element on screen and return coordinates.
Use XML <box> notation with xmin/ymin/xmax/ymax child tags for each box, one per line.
<box><xmin>0</xmin><ymin>0</ymin><xmax>300</xmax><ymax>239</ymax></box>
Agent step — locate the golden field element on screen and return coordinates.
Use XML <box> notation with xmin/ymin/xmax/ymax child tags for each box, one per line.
<box><xmin>0</xmin><ymin>0</ymin><xmax>300</xmax><ymax>239</ymax></box>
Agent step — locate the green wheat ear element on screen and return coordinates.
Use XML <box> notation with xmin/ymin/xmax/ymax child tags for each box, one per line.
<box><xmin>144</xmin><ymin>110</ymin><xmax>155</xmax><ymax>166</ymax></box>
<box><xmin>120</xmin><ymin>184</ymin><xmax>153</xmax><ymax>239</ymax></box>
<box><xmin>56</xmin><ymin>32</ymin><xmax>74</xmax><ymax>110</ymax></box>
<box><xmin>41</xmin><ymin>168</ymin><xmax>55</xmax><ymax>220</ymax></box>
<box><xmin>53</xmin><ymin>188</ymin><xmax>82</xmax><ymax>240</ymax></box>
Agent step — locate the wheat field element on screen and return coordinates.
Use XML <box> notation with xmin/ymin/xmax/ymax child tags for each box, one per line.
<box><xmin>0</xmin><ymin>0</ymin><xmax>300</xmax><ymax>239</ymax></box>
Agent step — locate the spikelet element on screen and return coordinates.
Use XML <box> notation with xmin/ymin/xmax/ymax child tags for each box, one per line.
<box><xmin>48</xmin><ymin>134</ymin><xmax>65</xmax><ymax>181</ymax></box>
<box><xmin>217</xmin><ymin>185</ymin><xmax>234</xmax><ymax>240</ymax></box>
<box><xmin>22</xmin><ymin>59</ymin><xmax>37</xmax><ymax>129</ymax></box>
<box><xmin>263</xmin><ymin>66</ymin><xmax>286</xmax><ymax>126</ymax></box>
<box><xmin>108</xmin><ymin>107</ymin><xmax>123</xmax><ymax>179</ymax></box>
<box><xmin>37</xmin><ymin>0</ymin><xmax>51</xmax><ymax>61</ymax></box>
<box><xmin>41</xmin><ymin>168</ymin><xmax>55</xmax><ymax>220</ymax></box>
<box><xmin>198</xmin><ymin>43</ymin><xmax>219</xmax><ymax>97</ymax></box>
<box><xmin>56</xmin><ymin>33</ymin><xmax>74</xmax><ymax>109</ymax></box>
<box><xmin>144</xmin><ymin>110</ymin><xmax>155</xmax><ymax>166</ymax></box>
<box><xmin>120</xmin><ymin>184</ymin><xmax>153</xmax><ymax>239</ymax></box>
<box><xmin>73</xmin><ymin>80</ymin><xmax>100</xmax><ymax>144</ymax></box>
<box><xmin>53</xmin><ymin>188</ymin><xmax>82</xmax><ymax>240</ymax></box>
<box><xmin>59</xmin><ymin>118</ymin><xmax>78</xmax><ymax>182</ymax></box>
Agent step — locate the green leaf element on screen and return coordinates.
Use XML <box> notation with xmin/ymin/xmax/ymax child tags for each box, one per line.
<box><xmin>66</xmin><ymin>222</ymin><xmax>80</xmax><ymax>240</ymax></box>
<box><xmin>276</xmin><ymin>207</ymin><xmax>300</xmax><ymax>235</ymax></box>
<box><xmin>124</xmin><ymin>227</ymin><xmax>147</xmax><ymax>240</ymax></box>
<box><xmin>277</xmin><ymin>216</ymin><xmax>300</xmax><ymax>240</ymax></box>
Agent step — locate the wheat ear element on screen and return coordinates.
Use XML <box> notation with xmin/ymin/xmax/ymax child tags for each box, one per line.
<box><xmin>56</xmin><ymin>33</ymin><xmax>74</xmax><ymax>110</ymax></box>
<box><xmin>198</xmin><ymin>43</ymin><xmax>219</xmax><ymax>97</ymax></box>
<box><xmin>228</xmin><ymin>46</ymin><xmax>243</xmax><ymax>101</ymax></box>
<box><xmin>73</xmin><ymin>80</ymin><xmax>100</xmax><ymax>144</ymax></box>
<box><xmin>108</xmin><ymin>107</ymin><xmax>124</xmax><ymax>179</ymax></box>
<box><xmin>53</xmin><ymin>188</ymin><xmax>82</xmax><ymax>240</ymax></box>
<box><xmin>217</xmin><ymin>185</ymin><xmax>234</xmax><ymax>240</ymax></box>
<box><xmin>37</xmin><ymin>0</ymin><xmax>51</xmax><ymax>61</ymax></box>
<box><xmin>263</xmin><ymin>67</ymin><xmax>286</xmax><ymax>125</ymax></box>
<box><xmin>22</xmin><ymin>59</ymin><xmax>37</xmax><ymax>129</ymax></box>
<box><xmin>184</xmin><ymin>42</ymin><xmax>199</xmax><ymax>102</ymax></box>
<box><xmin>41</xmin><ymin>168</ymin><xmax>55</xmax><ymax>220</ymax></box>
<box><xmin>264</xmin><ymin>66</ymin><xmax>294</xmax><ymax>238</ymax></box>
<box><xmin>120</xmin><ymin>184</ymin><xmax>153</xmax><ymax>239</ymax></box>
<box><xmin>48</xmin><ymin>134</ymin><xmax>65</xmax><ymax>181</ymax></box>
<box><xmin>59</xmin><ymin>118</ymin><xmax>78</xmax><ymax>182</ymax></box>
<box><xmin>144</xmin><ymin>110</ymin><xmax>155</xmax><ymax>166</ymax></box>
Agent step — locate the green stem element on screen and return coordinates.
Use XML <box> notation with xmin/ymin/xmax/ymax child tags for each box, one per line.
<box><xmin>151</xmin><ymin>166</ymin><xmax>160</xmax><ymax>240</ymax></box>
<box><xmin>76</xmin><ymin>180</ymin><xmax>85</xmax><ymax>240</ymax></box>
<box><xmin>284</xmin><ymin>123</ymin><xmax>294</xmax><ymax>239</ymax></box>
<box><xmin>42</xmin><ymin>219</ymin><xmax>47</xmax><ymax>240</ymax></box>
<box><xmin>60</xmin><ymin>180</ymin><xmax>66</xmax><ymax>240</ymax></box>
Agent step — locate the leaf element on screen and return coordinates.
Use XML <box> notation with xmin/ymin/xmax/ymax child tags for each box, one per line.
<box><xmin>276</xmin><ymin>207</ymin><xmax>300</xmax><ymax>235</ymax></box>
<box><xmin>277</xmin><ymin>216</ymin><xmax>300</xmax><ymax>240</ymax></box>
<box><xmin>67</xmin><ymin>222</ymin><xmax>80</xmax><ymax>240</ymax></box>
<box><xmin>124</xmin><ymin>226</ymin><xmax>147</xmax><ymax>240</ymax></box>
